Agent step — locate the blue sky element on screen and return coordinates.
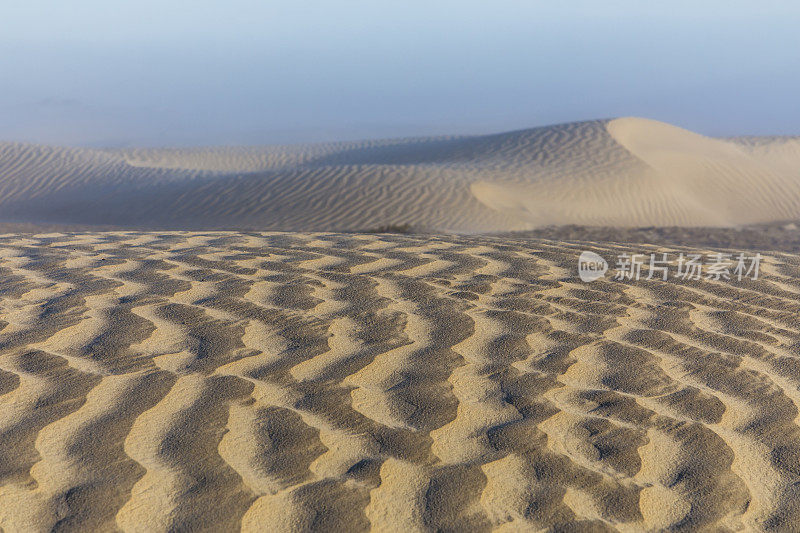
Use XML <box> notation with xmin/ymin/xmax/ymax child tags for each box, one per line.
<box><xmin>1</xmin><ymin>1</ymin><xmax>799</xmax><ymax>146</ymax></box>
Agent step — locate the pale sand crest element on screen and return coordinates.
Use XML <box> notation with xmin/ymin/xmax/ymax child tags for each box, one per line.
<box><xmin>1</xmin><ymin>118</ymin><xmax>800</xmax><ymax>231</ymax></box>
<box><xmin>1</xmin><ymin>231</ymin><xmax>799</xmax><ymax>530</ymax></box>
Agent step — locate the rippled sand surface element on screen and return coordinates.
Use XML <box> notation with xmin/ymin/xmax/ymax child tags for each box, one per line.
<box><xmin>1</xmin><ymin>231</ymin><xmax>799</xmax><ymax>531</ymax></box>
<box><xmin>2</xmin><ymin>117</ymin><xmax>800</xmax><ymax>231</ymax></box>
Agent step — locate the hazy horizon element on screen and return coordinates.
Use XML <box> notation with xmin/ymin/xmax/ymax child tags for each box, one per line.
<box><xmin>2</xmin><ymin>0</ymin><xmax>800</xmax><ymax>147</ymax></box>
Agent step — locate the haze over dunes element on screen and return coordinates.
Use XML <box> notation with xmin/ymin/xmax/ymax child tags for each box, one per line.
<box><xmin>2</xmin><ymin>118</ymin><xmax>800</xmax><ymax>232</ymax></box>
<box><xmin>2</xmin><ymin>231</ymin><xmax>800</xmax><ymax>531</ymax></box>
<box><xmin>5</xmin><ymin>0</ymin><xmax>800</xmax><ymax>530</ymax></box>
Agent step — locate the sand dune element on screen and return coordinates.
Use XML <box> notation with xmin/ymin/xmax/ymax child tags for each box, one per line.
<box><xmin>0</xmin><ymin>230</ymin><xmax>799</xmax><ymax>530</ymax></box>
<box><xmin>1</xmin><ymin>118</ymin><xmax>800</xmax><ymax>231</ymax></box>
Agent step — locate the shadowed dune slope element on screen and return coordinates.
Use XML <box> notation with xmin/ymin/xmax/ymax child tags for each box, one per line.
<box><xmin>1</xmin><ymin>118</ymin><xmax>800</xmax><ymax>231</ymax></box>
<box><xmin>1</xmin><ymin>231</ymin><xmax>800</xmax><ymax>530</ymax></box>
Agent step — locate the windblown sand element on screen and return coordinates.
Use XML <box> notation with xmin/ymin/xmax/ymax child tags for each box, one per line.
<box><xmin>1</xmin><ymin>230</ymin><xmax>799</xmax><ymax>531</ymax></box>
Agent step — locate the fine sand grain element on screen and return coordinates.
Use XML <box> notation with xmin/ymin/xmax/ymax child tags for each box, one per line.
<box><xmin>1</xmin><ymin>231</ymin><xmax>799</xmax><ymax>531</ymax></box>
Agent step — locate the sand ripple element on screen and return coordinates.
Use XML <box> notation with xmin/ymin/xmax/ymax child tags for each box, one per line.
<box><xmin>0</xmin><ymin>232</ymin><xmax>798</xmax><ymax>530</ymax></box>
<box><xmin>2</xmin><ymin>118</ymin><xmax>800</xmax><ymax>231</ymax></box>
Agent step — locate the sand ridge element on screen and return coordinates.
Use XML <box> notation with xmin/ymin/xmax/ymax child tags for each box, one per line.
<box><xmin>2</xmin><ymin>118</ymin><xmax>800</xmax><ymax>231</ymax></box>
<box><xmin>0</xmin><ymin>231</ymin><xmax>799</xmax><ymax>530</ymax></box>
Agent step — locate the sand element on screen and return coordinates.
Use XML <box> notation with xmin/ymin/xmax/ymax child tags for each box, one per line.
<box><xmin>2</xmin><ymin>117</ymin><xmax>800</xmax><ymax>231</ymax></box>
<box><xmin>0</xmin><ymin>230</ymin><xmax>799</xmax><ymax>531</ymax></box>
<box><xmin>2</xmin><ymin>116</ymin><xmax>799</xmax><ymax>530</ymax></box>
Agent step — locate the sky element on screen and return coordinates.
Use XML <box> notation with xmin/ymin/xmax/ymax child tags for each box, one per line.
<box><xmin>1</xmin><ymin>1</ymin><xmax>799</xmax><ymax>146</ymax></box>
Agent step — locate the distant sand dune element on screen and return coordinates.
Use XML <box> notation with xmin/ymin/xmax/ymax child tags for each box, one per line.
<box><xmin>1</xmin><ymin>231</ymin><xmax>799</xmax><ymax>530</ymax></box>
<box><xmin>1</xmin><ymin>118</ymin><xmax>799</xmax><ymax>231</ymax></box>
